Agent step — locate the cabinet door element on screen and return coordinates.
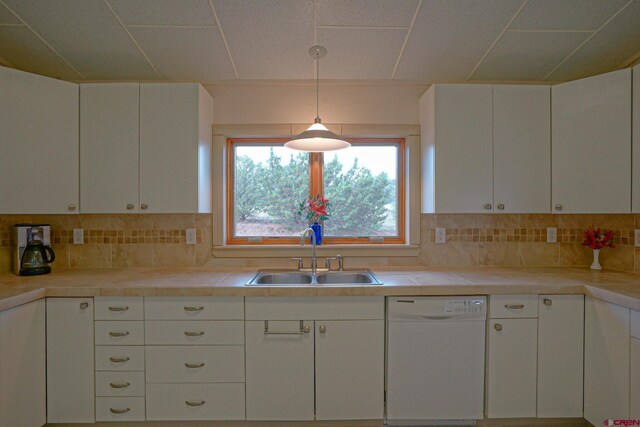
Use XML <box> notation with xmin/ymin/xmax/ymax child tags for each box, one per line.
<box><xmin>584</xmin><ymin>297</ymin><xmax>630</xmax><ymax>424</ymax></box>
<box><xmin>47</xmin><ymin>298</ymin><xmax>95</xmax><ymax>423</ymax></box>
<box><xmin>487</xmin><ymin>318</ymin><xmax>537</xmax><ymax>418</ymax></box>
<box><xmin>633</xmin><ymin>65</ymin><xmax>640</xmax><ymax>212</ymax></box>
<box><xmin>552</xmin><ymin>68</ymin><xmax>631</xmax><ymax>213</ymax></box>
<box><xmin>493</xmin><ymin>85</ymin><xmax>550</xmax><ymax>213</ymax></box>
<box><xmin>537</xmin><ymin>295</ymin><xmax>584</xmax><ymax>417</ymax></box>
<box><xmin>433</xmin><ymin>84</ymin><xmax>493</xmax><ymax>213</ymax></box>
<box><xmin>0</xmin><ymin>300</ymin><xmax>45</xmax><ymax>427</ymax></box>
<box><xmin>0</xmin><ymin>67</ymin><xmax>79</xmax><ymax>214</ymax></box>
<box><xmin>140</xmin><ymin>83</ymin><xmax>200</xmax><ymax>213</ymax></box>
<box><xmin>80</xmin><ymin>83</ymin><xmax>139</xmax><ymax>213</ymax></box>
<box><xmin>245</xmin><ymin>320</ymin><xmax>314</xmax><ymax>420</ymax></box>
<box><xmin>632</xmin><ymin>337</ymin><xmax>640</xmax><ymax>419</ymax></box>
<box><xmin>315</xmin><ymin>320</ymin><xmax>384</xmax><ymax>420</ymax></box>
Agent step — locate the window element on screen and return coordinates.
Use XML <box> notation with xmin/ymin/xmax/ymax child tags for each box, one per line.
<box><xmin>226</xmin><ymin>138</ymin><xmax>405</xmax><ymax>245</ymax></box>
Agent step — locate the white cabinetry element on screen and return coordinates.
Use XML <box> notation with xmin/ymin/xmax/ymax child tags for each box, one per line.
<box><xmin>633</xmin><ymin>65</ymin><xmax>640</xmax><ymax>212</ymax></box>
<box><xmin>584</xmin><ymin>297</ymin><xmax>630</xmax><ymax>424</ymax></box>
<box><xmin>0</xmin><ymin>300</ymin><xmax>46</xmax><ymax>427</ymax></box>
<box><xmin>630</xmin><ymin>310</ymin><xmax>640</xmax><ymax>418</ymax></box>
<box><xmin>47</xmin><ymin>298</ymin><xmax>95</xmax><ymax>423</ymax></box>
<box><xmin>245</xmin><ymin>297</ymin><xmax>384</xmax><ymax>421</ymax></box>
<box><xmin>80</xmin><ymin>83</ymin><xmax>213</xmax><ymax>213</ymax></box>
<box><xmin>0</xmin><ymin>66</ymin><xmax>79</xmax><ymax>214</ymax></box>
<box><xmin>420</xmin><ymin>84</ymin><xmax>550</xmax><ymax>213</ymax></box>
<box><xmin>552</xmin><ymin>68</ymin><xmax>632</xmax><ymax>213</ymax></box>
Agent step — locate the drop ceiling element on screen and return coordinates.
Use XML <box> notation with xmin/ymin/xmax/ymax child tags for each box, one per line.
<box><xmin>0</xmin><ymin>0</ymin><xmax>639</xmax><ymax>84</ymax></box>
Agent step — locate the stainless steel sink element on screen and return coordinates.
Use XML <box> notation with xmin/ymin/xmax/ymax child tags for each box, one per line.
<box><xmin>245</xmin><ymin>269</ymin><xmax>383</xmax><ymax>286</ymax></box>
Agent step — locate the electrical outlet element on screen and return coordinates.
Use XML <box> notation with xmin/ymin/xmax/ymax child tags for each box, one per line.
<box><xmin>635</xmin><ymin>229</ymin><xmax>640</xmax><ymax>247</ymax></box>
<box><xmin>436</xmin><ymin>227</ymin><xmax>446</xmax><ymax>244</ymax></box>
<box><xmin>186</xmin><ymin>228</ymin><xmax>197</xmax><ymax>245</ymax></box>
<box><xmin>546</xmin><ymin>227</ymin><xmax>557</xmax><ymax>243</ymax></box>
<box><xmin>73</xmin><ymin>228</ymin><xmax>84</xmax><ymax>245</ymax></box>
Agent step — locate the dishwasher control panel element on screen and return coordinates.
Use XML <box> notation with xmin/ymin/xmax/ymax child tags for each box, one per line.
<box><xmin>444</xmin><ymin>298</ymin><xmax>485</xmax><ymax>314</ymax></box>
<box><xmin>388</xmin><ymin>296</ymin><xmax>487</xmax><ymax>320</ymax></box>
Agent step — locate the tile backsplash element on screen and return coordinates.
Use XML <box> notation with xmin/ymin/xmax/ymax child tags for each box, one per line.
<box><xmin>0</xmin><ymin>213</ymin><xmax>639</xmax><ymax>274</ymax></box>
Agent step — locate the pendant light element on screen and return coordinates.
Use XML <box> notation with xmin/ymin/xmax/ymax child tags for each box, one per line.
<box><xmin>285</xmin><ymin>45</ymin><xmax>350</xmax><ymax>152</ymax></box>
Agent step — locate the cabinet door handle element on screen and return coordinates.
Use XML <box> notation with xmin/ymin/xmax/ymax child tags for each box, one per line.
<box><xmin>497</xmin><ymin>204</ymin><xmax>505</xmax><ymax>210</ymax></box>
<box><xmin>79</xmin><ymin>302</ymin><xmax>89</xmax><ymax>310</ymax></box>
<box><xmin>68</xmin><ymin>204</ymin><xmax>77</xmax><ymax>211</ymax></box>
<box><xmin>185</xmin><ymin>362</ymin><xmax>205</xmax><ymax>368</ymax></box>
<box><xmin>264</xmin><ymin>320</ymin><xmax>310</xmax><ymax>335</ymax></box>
<box><xmin>504</xmin><ymin>304</ymin><xmax>525</xmax><ymax>310</ymax></box>
<box><xmin>110</xmin><ymin>407</ymin><xmax>130</xmax><ymax>414</ymax></box>
<box><xmin>109</xmin><ymin>331</ymin><xmax>130</xmax><ymax>337</ymax></box>
<box><xmin>140</xmin><ymin>203</ymin><xmax>148</xmax><ymax>210</ymax></box>
<box><xmin>108</xmin><ymin>306</ymin><xmax>129</xmax><ymax>312</ymax></box>
<box><xmin>554</xmin><ymin>204</ymin><xmax>562</xmax><ymax>211</ymax></box>
<box><xmin>109</xmin><ymin>357</ymin><xmax>130</xmax><ymax>363</ymax></box>
<box><xmin>319</xmin><ymin>325</ymin><xmax>326</xmax><ymax>334</ymax></box>
<box><xmin>185</xmin><ymin>400</ymin><xmax>205</xmax><ymax>407</ymax></box>
<box><xmin>184</xmin><ymin>306</ymin><xmax>204</xmax><ymax>312</ymax></box>
<box><xmin>184</xmin><ymin>331</ymin><xmax>205</xmax><ymax>337</ymax></box>
<box><xmin>126</xmin><ymin>203</ymin><xmax>135</xmax><ymax>210</ymax></box>
<box><xmin>110</xmin><ymin>382</ymin><xmax>130</xmax><ymax>389</ymax></box>
<box><xmin>494</xmin><ymin>323</ymin><xmax>503</xmax><ymax>331</ymax></box>
<box><xmin>543</xmin><ymin>298</ymin><xmax>552</xmax><ymax>306</ymax></box>
<box><xmin>484</xmin><ymin>203</ymin><xmax>492</xmax><ymax>210</ymax></box>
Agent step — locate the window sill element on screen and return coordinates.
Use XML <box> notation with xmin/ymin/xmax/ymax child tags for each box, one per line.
<box><xmin>212</xmin><ymin>244</ymin><xmax>419</xmax><ymax>258</ymax></box>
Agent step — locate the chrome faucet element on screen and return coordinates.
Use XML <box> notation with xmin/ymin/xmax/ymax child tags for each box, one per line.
<box><xmin>300</xmin><ymin>227</ymin><xmax>317</xmax><ymax>274</ymax></box>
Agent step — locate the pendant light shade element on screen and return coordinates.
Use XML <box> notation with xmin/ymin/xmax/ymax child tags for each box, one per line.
<box><xmin>285</xmin><ymin>45</ymin><xmax>350</xmax><ymax>153</ymax></box>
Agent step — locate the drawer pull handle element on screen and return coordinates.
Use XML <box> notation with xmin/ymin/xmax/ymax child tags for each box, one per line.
<box><xmin>494</xmin><ymin>323</ymin><xmax>503</xmax><ymax>331</ymax></box>
<box><xmin>110</xmin><ymin>382</ymin><xmax>130</xmax><ymax>389</ymax></box>
<box><xmin>185</xmin><ymin>400</ymin><xmax>206</xmax><ymax>407</ymax></box>
<box><xmin>80</xmin><ymin>302</ymin><xmax>89</xmax><ymax>310</ymax></box>
<box><xmin>264</xmin><ymin>320</ymin><xmax>310</xmax><ymax>335</ymax></box>
<box><xmin>109</xmin><ymin>357</ymin><xmax>130</xmax><ymax>363</ymax></box>
<box><xmin>109</xmin><ymin>331</ymin><xmax>130</xmax><ymax>337</ymax></box>
<box><xmin>184</xmin><ymin>306</ymin><xmax>204</xmax><ymax>312</ymax></box>
<box><xmin>185</xmin><ymin>362</ymin><xmax>205</xmax><ymax>368</ymax></box>
<box><xmin>108</xmin><ymin>306</ymin><xmax>129</xmax><ymax>312</ymax></box>
<box><xmin>504</xmin><ymin>304</ymin><xmax>525</xmax><ymax>310</ymax></box>
<box><xmin>184</xmin><ymin>331</ymin><xmax>205</xmax><ymax>337</ymax></box>
<box><xmin>110</xmin><ymin>407</ymin><xmax>130</xmax><ymax>414</ymax></box>
<box><xmin>543</xmin><ymin>298</ymin><xmax>552</xmax><ymax>306</ymax></box>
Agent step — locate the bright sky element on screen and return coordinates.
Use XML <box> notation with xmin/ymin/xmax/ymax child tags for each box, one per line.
<box><xmin>236</xmin><ymin>145</ymin><xmax>398</xmax><ymax>177</ymax></box>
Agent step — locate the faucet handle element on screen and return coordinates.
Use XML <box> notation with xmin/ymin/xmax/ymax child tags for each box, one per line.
<box><xmin>336</xmin><ymin>254</ymin><xmax>344</xmax><ymax>271</ymax></box>
<box><xmin>325</xmin><ymin>257</ymin><xmax>337</xmax><ymax>270</ymax></box>
<box><xmin>291</xmin><ymin>257</ymin><xmax>303</xmax><ymax>271</ymax></box>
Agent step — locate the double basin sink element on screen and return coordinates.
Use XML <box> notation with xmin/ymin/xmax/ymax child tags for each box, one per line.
<box><xmin>245</xmin><ymin>269</ymin><xmax>383</xmax><ymax>286</ymax></box>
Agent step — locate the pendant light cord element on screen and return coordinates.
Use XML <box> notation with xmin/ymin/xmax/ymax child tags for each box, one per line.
<box><xmin>315</xmin><ymin>50</ymin><xmax>320</xmax><ymax>121</ymax></box>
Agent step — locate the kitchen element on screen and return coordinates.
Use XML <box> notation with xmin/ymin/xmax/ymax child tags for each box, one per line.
<box><xmin>1</xmin><ymin>0</ymin><xmax>640</xmax><ymax>426</ymax></box>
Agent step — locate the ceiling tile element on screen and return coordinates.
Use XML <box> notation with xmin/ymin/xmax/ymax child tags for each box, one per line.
<box><xmin>212</xmin><ymin>0</ymin><xmax>314</xmax><ymax>79</ymax></box>
<box><xmin>107</xmin><ymin>0</ymin><xmax>216</xmax><ymax>26</ymax></box>
<box><xmin>510</xmin><ymin>0</ymin><xmax>629</xmax><ymax>31</ymax></box>
<box><xmin>3</xmin><ymin>0</ymin><xmax>157</xmax><ymax>79</ymax></box>
<box><xmin>394</xmin><ymin>0</ymin><xmax>525</xmax><ymax>81</ymax></box>
<box><xmin>129</xmin><ymin>27</ymin><xmax>235</xmax><ymax>80</ymax></box>
<box><xmin>318</xmin><ymin>28</ymin><xmax>406</xmax><ymax>79</ymax></box>
<box><xmin>546</xmin><ymin>0</ymin><xmax>640</xmax><ymax>81</ymax></box>
<box><xmin>0</xmin><ymin>3</ymin><xmax>20</xmax><ymax>24</ymax></box>
<box><xmin>471</xmin><ymin>31</ymin><xmax>590</xmax><ymax>81</ymax></box>
<box><xmin>0</xmin><ymin>26</ymin><xmax>81</xmax><ymax>79</ymax></box>
<box><xmin>317</xmin><ymin>0</ymin><xmax>418</xmax><ymax>27</ymax></box>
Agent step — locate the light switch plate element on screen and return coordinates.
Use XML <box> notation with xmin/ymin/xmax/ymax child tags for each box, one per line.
<box><xmin>73</xmin><ymin>228</ymin><xmax>84</xmax><ymax>245</ymax></box>
<box><xmin>546</xmin><ymin>227</ymin><xmax>557</xmax><ymax>243</ymax></box>
<box><xmin>635</xmin><ymin>229</ymin><xmax>640</xmax><ymax>247</ymax></box>
<box><xmin>436</xmin><ymin>227</ymin><xmax>446</xmax><ymax>244</ymax></box>
<box><xmin>186</xmin><ymin>228</ymin><xmax>197</xmax><ymax>245</ymax></box>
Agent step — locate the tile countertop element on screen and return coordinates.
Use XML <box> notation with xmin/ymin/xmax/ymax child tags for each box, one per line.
<box><xmin>0</xmin><ymin>266</ymin><xmax>638</xmax><ymax>313</ymax></box>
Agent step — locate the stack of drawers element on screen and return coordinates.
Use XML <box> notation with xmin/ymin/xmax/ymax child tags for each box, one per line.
<box><xmin>94</xmin><ymin>297</ymin><xmax>146</xmax><ymax>421</ymax></box>
<box><xmin>144</xmin><ymin>297</ymin><xmax>245</xmax><ymax>421</ymax></box>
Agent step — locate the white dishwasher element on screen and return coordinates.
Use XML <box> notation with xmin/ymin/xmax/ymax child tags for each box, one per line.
<box><xmin>386</xmin><ymin>296</ymin><xmax>487</xmax><ymax>426</ymax></box>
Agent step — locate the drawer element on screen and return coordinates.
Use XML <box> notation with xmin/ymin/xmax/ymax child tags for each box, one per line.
<box><xmin>95</xmin><ymin>297</ymin><xmax>144</xmax><ymax>321</ymax></box>
<box><xmin>96</xmin><ymin>397</ymin><xmax>145</xmax><ymax>422</ymax></box>
<box><xmin>95</xmin><ymin>345</ymin><xmax>145</xmax><ymax>371</ymax></box>
<box><xmin>490</xmin><ymin>295</ymin><xmax>539</xmax><ymax>318</ymax></box>
<box><xmin>632</xmin><ymin>310</ymin><xmax>640</xmax><ymax>339</ymax></box>
<box><xmin>95</xmin><ymin>321</ymin><xmax>145</xmax><ymax>345</ymax></box>
<box><xmin>145</xmin><ymin>297</ymin><xmax>244</xmax><ymax>320</ymax></box>
<box><xmin>146</xmin><ymin>346</ymin><xmax>244</xmax><ymax>383</ymax></box>
<box><xmin>145</xmin><ymin>320</ymin><xmax>243</xmax><ymax>345</ymax></box>
<box><xmin>146</xmin><ymin>383</ymin><xmax>245</xmax><ymax>421</ymax></box>
<box><xmin>96</xmin><ymin>371</ymin><xmax>145</xmax><ymax>397</ymax></box>
<box><xmin>245</xmin><ymin>296</ymin><xmax>384</xmax><ymax>320</ymax></box>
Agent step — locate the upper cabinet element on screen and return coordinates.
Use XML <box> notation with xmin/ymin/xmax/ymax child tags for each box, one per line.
<box><xmin>552</xmin><ymin>68</ymin><xmax>632</xmax><ymax>213</ymax></box>
<box><xmin>0</xmin><ymin>66</ymin><xmax>79</xmax><ymax>214</ymax></box>
<box><xmin>80</xmin><ymin>83</ymin><xmax>213</xmax><ymax>213</ymax></box>
<box><xmin>633</xmin><ymin>65</ymin><xmax>640</xmax><ymax>212</ymax></box>
<box><xmin>421</xmin><ymin>84</ymin><xmax>550</xmax><ymax>213</ymax></box>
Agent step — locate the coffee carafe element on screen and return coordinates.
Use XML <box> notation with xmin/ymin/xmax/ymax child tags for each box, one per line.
<box><xmin>14</xmin><ymin>224</ymin><xmax>56</xmax><ymax>276</ymax></box>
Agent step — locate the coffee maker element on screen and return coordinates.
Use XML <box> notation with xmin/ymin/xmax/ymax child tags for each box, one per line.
<box><xmin>14</xmin><ymin>224</ymin><xmax>56</xmax><ymax>276</ymax></box>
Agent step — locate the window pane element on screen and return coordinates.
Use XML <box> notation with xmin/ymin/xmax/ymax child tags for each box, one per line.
<box><xmin>323</xmin><ymin>145</ymin><xmax>398</xmax><ymax>237</ymax></box>
<box><xmin>234</xmin><ymin>145</ymin><xmax>309</xmax><ymax>237</ymax></box>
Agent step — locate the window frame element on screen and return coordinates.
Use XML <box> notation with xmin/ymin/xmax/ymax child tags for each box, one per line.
<box><xmin>225</xmin><ymin>137</ymin><xmax>405</xmax><ymax>245</ymax></box>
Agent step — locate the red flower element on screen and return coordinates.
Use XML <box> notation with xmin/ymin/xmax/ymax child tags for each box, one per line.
<box><xmin>582</xmin><ymin>226</ymin><xmax>615</xmax><ymax>250</ymax></box>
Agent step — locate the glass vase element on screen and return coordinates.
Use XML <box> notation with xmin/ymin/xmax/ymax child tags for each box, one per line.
<box><xmin>311</xmin><ymin>222</ymin><xmax>322</xmax><ymax>245</ymax></box>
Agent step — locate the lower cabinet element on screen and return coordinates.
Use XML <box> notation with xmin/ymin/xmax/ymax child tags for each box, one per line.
<box><xmin>632</xmin><ymin>337</ymin><xmax>640</xmax><ymax>419</ymax></box>
<box><xmin>245</xmin><ymin>297</ymin><xmax>384</xmax><ymax>421</ymax></box>
<box><xmin>0</xmin><ymin>300</ymin><xmax>46</xmax><ymax>427</ymax></box>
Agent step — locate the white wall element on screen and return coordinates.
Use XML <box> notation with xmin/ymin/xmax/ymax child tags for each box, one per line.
<box><xmin>205</xmin><ymin>83</ymin><xmax>426</xmax><ymax>125</ymax></box>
